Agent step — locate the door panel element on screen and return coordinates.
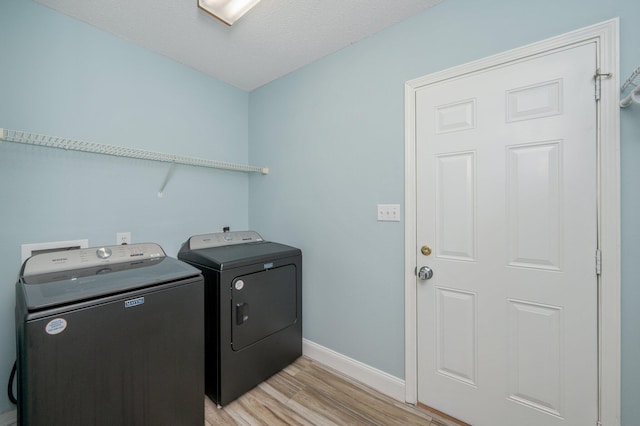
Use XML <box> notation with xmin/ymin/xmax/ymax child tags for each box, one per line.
<box><xmin>231</xmin><ymin>264</ymin><xmax>297</xmax><ymax>351</ymax></box>
<box><xmin>507</xmin><ymin>299</ymin><xmax>563</xmax><ymax>416</ymax></box>
<box><xmin>506</xmin><ymin>141</ymin><xmax>562</xmax><ymax>270</ymax></box>
<box><xmin>436</xmin><ymin>152</ymin><xmax>476</xmax><ymax>261</ymax></box>
<box><xmin>435</xmin><ymin>287</ymin><xmax>477</xmax><ymax>386</ymax></box>
<box><xmin>416</xmin><ymin>43</ymin><xmax>597</xmax><ymax>426</ymax></box>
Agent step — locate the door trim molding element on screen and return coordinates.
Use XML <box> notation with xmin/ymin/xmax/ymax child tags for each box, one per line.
<box><xmin>404</xmin><ymin>19</ymin><xmax>620</xmax><ymax>425</ymax></box>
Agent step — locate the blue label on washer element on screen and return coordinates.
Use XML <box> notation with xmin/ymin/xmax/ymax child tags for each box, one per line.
<box><xmin>124</xmin><ymin>297</ymin><xmax>145</xmax><ymax>308</ymax></box>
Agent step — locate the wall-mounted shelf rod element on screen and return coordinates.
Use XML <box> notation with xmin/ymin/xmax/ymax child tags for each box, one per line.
<box><xmin>0</xmin><ymin>128</ymin><xmax>269</xmax><ymax>175</ymax></box>
<box><xmin>620</xmin><ymin>66</ymin><xmax>640</xmax><ymax>108</ymax></box>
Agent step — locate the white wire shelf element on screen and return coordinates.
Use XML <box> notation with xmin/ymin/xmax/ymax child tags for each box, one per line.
<box><xmin>620</xmin><ymin>66</ymin><xmax>640</xmax><ymax>108</ymax></box>
<box><xmin>621</xmin><ymin>65</ymin><xmax>640</xmax><ymax>93</ymax></box>
<box><xmin>0</xmin><ymin>128</ymin><xmax>269</xmax><ymax>175</ymax></box>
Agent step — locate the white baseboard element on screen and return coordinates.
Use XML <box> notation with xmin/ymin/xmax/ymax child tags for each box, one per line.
<box><xmin>302</xmin><ymin>338</ymin><xmax>406</xmax><ymax>402</ymax></box>
<box><xmin>0</xmin><ymin>409</ymin><xmax>16</xmax><ymax>426</ymax></box>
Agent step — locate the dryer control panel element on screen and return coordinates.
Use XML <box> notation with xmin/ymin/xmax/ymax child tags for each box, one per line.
<box><xmin>22</xmin><ymin>243</ymin><xmax>166</xmax><ymax>276</ymax></box>
<box><xmin>188</xmin><ymin>231</ymin><xmax>263</xmax><ymax>250</ymax></box>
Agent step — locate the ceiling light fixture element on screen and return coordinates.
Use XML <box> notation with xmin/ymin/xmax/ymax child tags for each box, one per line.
<box><xmin>198</xmin><ymin>0</ymin><xmax>261</xmax><ymax>26</ymax></box>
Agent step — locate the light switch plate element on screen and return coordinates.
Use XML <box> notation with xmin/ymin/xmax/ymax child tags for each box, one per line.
<box><xmin>377</xmin><ymin>204</ymin><xmax>400</xmax><ymax>222</ymax></box>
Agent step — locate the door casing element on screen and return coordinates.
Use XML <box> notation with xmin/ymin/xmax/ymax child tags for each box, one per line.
<box><xmin>404</xmin><ymin>18</ymin><xmax>620</xmax><ymax>425</ymax></box>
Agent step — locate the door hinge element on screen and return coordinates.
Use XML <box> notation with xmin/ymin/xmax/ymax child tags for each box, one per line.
<box><xmin>594</xmin><ymin>69</ymin><xmax>612</xmax><ymax>101</ymax></box>
<box><xmin>595</xmin><ymin>249</ymin><xmax>602</xmax><ymax>275</ymax></box>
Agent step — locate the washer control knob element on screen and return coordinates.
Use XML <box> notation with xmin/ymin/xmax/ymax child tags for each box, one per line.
<box><xmin>96</xmin><ymin>247</ymin><xmax>112</xmax><ymax>259</ymax></box>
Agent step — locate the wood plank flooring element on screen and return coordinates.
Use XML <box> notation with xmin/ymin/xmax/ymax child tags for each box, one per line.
<box><xmin>1</xmin><ymin>356</ymin><xmax>464</xmax><ymax>425</ymax></box>
<box><xmin>205</xmin><ymin>356</ymin><xmax>459</xmax><ymax>426</ymax></box>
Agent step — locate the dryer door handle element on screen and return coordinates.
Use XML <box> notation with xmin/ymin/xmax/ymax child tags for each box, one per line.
<box><xmin>236</xmin><ymin>303</ymin><xmax>249</xmax><ymax>325</ymax></box>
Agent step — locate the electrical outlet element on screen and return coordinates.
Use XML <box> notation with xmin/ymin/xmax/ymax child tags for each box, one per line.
<box><xmin>377</xmin><ymin>204</ymin><xmax>400</xmax><ymax>222</ymax></box>
<box><xmin>116</xmin><ymin>232</ymin><xmax>131</xmax><ymax>245</ymax></box>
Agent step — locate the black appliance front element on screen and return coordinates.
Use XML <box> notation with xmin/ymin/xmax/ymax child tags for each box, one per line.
<box><xmin>178</xmin><ymin>231</ymin><xmax>302</xmax><ymax>406</ymax></box>
<box><xmin>15</xmin><ymin>243</ymin><xmax>204</xmax><ymax>426</ymax></box>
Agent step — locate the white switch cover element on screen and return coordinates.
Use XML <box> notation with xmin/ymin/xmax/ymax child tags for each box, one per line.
<box><xmin>377</xmin><ymin>204</ymin><xmax>400</xmax><ymax>222</ymax></box>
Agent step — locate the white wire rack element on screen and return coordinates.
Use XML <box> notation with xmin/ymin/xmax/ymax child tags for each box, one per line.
<box><xmin>0</xmin><ymin>127</ymin><xmax>269</xmax><ymax>197</ymax></box>
<box><xmin>620</xmin><ymin>66</ymin><xmax>640</xmax><ymax>108</ymax></box>
<box><xmin>0</xmin><ymin>128</ymin><xmax>269</xmax><ymax>174</ymax></box>
<box><xmin>621</xmin><ymin>66</ymin><xmax>640</xmax><ymax>92</ymax></box>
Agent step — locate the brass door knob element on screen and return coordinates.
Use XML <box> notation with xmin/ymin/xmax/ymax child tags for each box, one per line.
<box><xmin>421</xmin><ymin>245</ymin><xmax>432</xmax><ymax>256</ymax></box>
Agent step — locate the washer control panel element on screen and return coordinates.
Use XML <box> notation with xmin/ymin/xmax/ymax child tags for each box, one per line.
<box><xmin>188</xmin><ymin>231</ymin><xmax>263</xmax><ymax>250</ymax></box>
<box><xmin>22</xmin><ymin>243</ymin><xmax>166</xmax><ymax>276</ymax></box>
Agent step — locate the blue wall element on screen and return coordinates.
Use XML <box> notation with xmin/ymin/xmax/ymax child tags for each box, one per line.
<box><xmin>249</xmin><ymin>0</ymin><xmax>640</xmax><ymax>423</ymax></box>
<box><xmin>2</xmin><ymin>0</ymin><xmax>639</xmax><ymax>423</ymax></box>
<box><xmin>0</xmin><ymin>0</ymin><xmax>250</xmax><ymax>413</ymax></box>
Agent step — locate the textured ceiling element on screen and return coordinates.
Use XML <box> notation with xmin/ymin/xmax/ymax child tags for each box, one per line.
<box><xmin>34</xmin><ymin>0</ymin><xmax>442</xmax><ymax>91</ymax></box>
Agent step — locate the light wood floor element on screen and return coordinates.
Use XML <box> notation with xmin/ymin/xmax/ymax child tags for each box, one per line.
<box><xmin>1</xmin><ymin>356</ymin><xmax>463</xmax><ymax>425</ymax></box>
<box><xmin>205</xmin><ymin>356</ymin><xmax>460</xmax><ymax>426</ymax></box>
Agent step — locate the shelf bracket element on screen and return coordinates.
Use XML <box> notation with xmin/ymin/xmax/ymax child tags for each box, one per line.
<box><xmin>157</xmin><ymin>161</ymin><xmax>177</xmax><ymax>198</ymax></box>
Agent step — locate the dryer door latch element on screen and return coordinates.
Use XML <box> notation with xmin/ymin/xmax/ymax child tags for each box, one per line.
<box><xmin>236</xmin><ymin>303</ymin><xmax>249</xmax><ymax>325</ymax></box>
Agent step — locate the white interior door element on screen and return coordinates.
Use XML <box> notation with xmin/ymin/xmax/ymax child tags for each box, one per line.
<box><xmin>416</xmin><ymin>43</ymin><xmax>598</xmax><ymax>426</ymax></box>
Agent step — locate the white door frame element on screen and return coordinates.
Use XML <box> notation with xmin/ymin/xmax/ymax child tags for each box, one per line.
<box><xmin>404</xmin><ymin>19</ymin><xmax>620</xmax><ymax>425</ymax></box>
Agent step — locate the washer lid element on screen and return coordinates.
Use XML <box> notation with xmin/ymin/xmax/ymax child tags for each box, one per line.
<box><xmin>19</xmin><ymin>245</ymin><xmax>201</xmax><ymax>311</ymax></box>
